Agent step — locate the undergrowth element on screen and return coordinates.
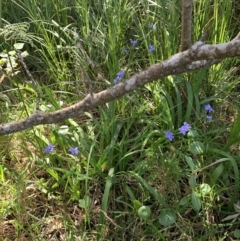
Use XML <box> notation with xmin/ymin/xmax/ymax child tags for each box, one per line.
<box><xmin>0</xmin><ymin>0</ymin><xmax>240</xmax><ymax>240</ymax></box>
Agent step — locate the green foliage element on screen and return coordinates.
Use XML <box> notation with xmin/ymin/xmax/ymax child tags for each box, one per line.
<box><xmin>0</xmin><ymin>22</ymin><xmax>33</xmax><ymax>44</ymax></box>
<box><xmin>0</xmin><ymin>0</ymin><xmax>240</xmax><ymax>240</ymax></box>
<box><xmin>158</xmin><ymin>209</ymin><xmax>176</xmax><ymax>227</ymax></box>
<box><xmin>137</xmin><ymin>205</ymin><xmax>151</xmax><ymax>220</ymax></box>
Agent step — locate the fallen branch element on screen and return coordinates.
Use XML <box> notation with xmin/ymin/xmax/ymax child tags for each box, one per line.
<box><xmin>1</xmin><ymin>35</ymin><xmax>240</xmax><ymax>135</ymax></box>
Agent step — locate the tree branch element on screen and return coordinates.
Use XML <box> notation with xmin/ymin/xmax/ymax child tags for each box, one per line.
<box><xmin>1</xmin><ymin>36</ymin><xmax>240</xmax><ymax>135</ymax></box>
<box><xmin>181</xmin><ymin>0</ymin><xmax>193</xmax><ymax>51</ymax></box>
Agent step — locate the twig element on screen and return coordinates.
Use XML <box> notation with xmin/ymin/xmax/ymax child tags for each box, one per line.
<box><xmin>17</xmin><ymin>51</ymin><xmax>41</xmax><ymax>110</ymax></box>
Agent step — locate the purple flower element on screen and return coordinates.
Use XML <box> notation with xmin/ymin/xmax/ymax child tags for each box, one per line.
<box><xmin>165</xmin><ymin>130</ymin><xmax>174</xmax><ymax>142</ymax></box>
<box><xmin>44</xmin><ymin>143</ymin><xmax>54</xmax><ymax>154</ymax></box>
<box><xmin>179</xmin><ymin>122</ymin><xmax>191</xmax><ymax>135</ymax></box>
<box><xmin>205</xmin><ymin>104</ymin><xmax>214</xmax><ymax>113</ymax></box>
<box><xmin>149</xmin><ymin>44</ymin><xmax>155</xmax><ymax>52</ymax></box>
<box><xmin>130</xmin><ymin>40</ymin><xmax>138</xmax><ymax>46</ymax></box>
<box><xmin>113</xmin><ymin>70</ymin><xmax>125</xmax><ymax>85</ymax></box>
<box><xmin>149</xmin><ymin>23</ymin><xmax>157</xmax><ymax>30</ymax></box>
<box><xmin>206</xmin><ymin>115</ymin><xmax>212</xmax><ymax>121</ymax></box>
<box><xmin>69</xmin><ymin>147</ymin><xmax>79</xmax><ymax>155</ymax></box>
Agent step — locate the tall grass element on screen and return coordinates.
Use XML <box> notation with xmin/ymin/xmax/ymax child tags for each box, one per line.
<box><xmin>0</xmin><ymin>0</ymin><xmax>240</xmax><ymax>240</ymax></box>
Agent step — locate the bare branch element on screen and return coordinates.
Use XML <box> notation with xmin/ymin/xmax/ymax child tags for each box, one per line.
<box><xmin>17</xmin><ymin>51</ymin><xmax>41</xmax><ymax>110</ymax></box>
<box><xmin>1</xmin><ymin>36</ymin><xmax>240</xmax><ymax>135</ymax></box>
<box><xmin>181</xmin><ymin>0</ymin><xmax>193</xmax><ymax>51</ymax></box>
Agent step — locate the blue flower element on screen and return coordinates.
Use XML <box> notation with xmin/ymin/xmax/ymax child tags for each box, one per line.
<box><xmin>44</xmin><ymin>143</ymin><xmax>54</xmax><ymax>154</ymax></box>
<box><xmin>113</xmin><ymin>70</ymin><xmax>125</xmax><ymax>85</ymax></box>
<box><xmin>165</xmin><ymin>130</ymin><xmax>174</xmax><ymax>142</ymax></box>
<box><xmin>130</xmin><ymin>40</ymin><xmax>138</xmax><ymax>46</ymax></box>
<box><xmin>205</xmin><ymin>104</ymin><xmax>214</xmax><ymax>113</ymax></box>
<box><xmin>206</xmin><ymin>115</ymin><xmax>213</xmax><ymax>121</ymax></box>
<box><xmin>149</xmin><ymin>44</ymin><xmax>155</xmax><ymax>52</ymax></box>
<box><xmin>179</xmin><ymin>122</ymin><xmax>191</xmax><ymax>135</ymax></box>
<box><xmin>149</xmin><ymin>23</ymin><xmax>157</xmax><ymax>30</ymax></box>
<box><xmin>69</xmin><ymin>147</ymin><xmax>79</xmax><ymax>155</ymax></box>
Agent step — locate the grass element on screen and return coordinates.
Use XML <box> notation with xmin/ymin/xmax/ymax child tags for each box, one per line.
<box><xmin>1</xmin><ymin>0</ymin><xmax>240</xmax><ymax>240</ymax></box>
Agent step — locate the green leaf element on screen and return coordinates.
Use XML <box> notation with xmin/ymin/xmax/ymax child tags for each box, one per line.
<box><xmin>0</xmin><ymin>53</ymin><xmax>8</xmax><ymax>58</ymax></box>
<box><xmin>187</xmin><ymin>129</ymin><xmax>199</xmax><ymax>138</ymax></box>
<box><xmin>222</xmin><ymin>213</ymin><xmax>240</xmax><ymax>222</ymax></box>
<box><xmin>0</xmin><ymin>59</ymin><xmax>5</xmax><ymax>66</ymax></box>
<box><xmin>58</xmin><ymin>125</ymin><xmax>69</xmax><ymax>135</ymax></box>
<box><xmin>98</xmin><ymin>168</ymin><xmax>115</xmax><ymax>229</ymax></box>
<box><xmin>133</xmin><ymin>200</ymin><xmax>142</xmax><ymax>211</ymax></box>
<box><xmin>158</xmin><ymin>209</ymin><xmax>176</xmax><ymax>226</ymax></box>
<box><xmin>8</xmin><ymin>50</ymin><xmax>16</xmax><ymax>56</ymax></box>
<box><xmin>189</xmin><ymin>141</ymin><xmax>205</xmax><ymax>155</ymax></box>
<box><xmin>234</xmin><ymin>201</ymin><xmax>240</xmax><ymax>212</ymax></box>
<box><xmin>21</xmin><ymin>50</ymin><xmax>29</xmax><ymax>58</ymax></box>
<box><xmin>173</xmin><ymin>81</ymin><xmax>183</xmax><ymax>126</ymax></box>
<box><xmin>14</xmin><ymin>42</ymin><xmax>25</xmax><ymax>50</ymax></box>
<box><xmin>161</xmin><ymin>86</ymin><xmax>175</xmax><ymax>125</ymax></box>
<box><xmin>212</xmin><ymin>163</ymin><xmax>224</xmax><ymax>184</ymax></box>
<box><xmin>185</xmin><ymin>82</ymin><xmax>194</xmax><ymax>122</ymax></box>
<box><xmin>46</xmin><ymin>168</ymin><xmax>59</xmax><ymax>181</ymax></box>
<box><xmin>234</xmin><ymin>229</ymin><xmax>240</xmax><ymax>238</ymax></box>
<box><xmin>25</xmin><ymin>83</ymin><xmax>37</xmax><ymax>94</ymax></box>
<box><xmin>185</xmin><ymin>156</ymin><xmax>197</xmax><ymax>172</ymax></box>
<box><xmin>194</xmin><ymin>93</ymin><xmax>201</xmax><ymax>116</ymax></box>
<box><xmin>129</xmin><ymin>171</ymin><xmax>168</xmax><ymax>208</ymax></box>
<box><xmin>0</xmin><ymin>164</ymin><xmax>5</xmax><ymax>182</ymax></box>
<box><xmin>179</xmin><ymin>195</ymin><xmax>190</xmax><ymax>206</ymax></box>
<box><xmin>225</xmin><ymin>112</ymin><xmax>240</xmax><ymax>151</ymax></box>
<box><xmin>191</xmin><ymin>191</ymin><xmax>201</xmax><ymax>212</ymax></box>
<box><xmin>207</xmin><ymin>148</ymin><xmax>239</xmax><ymax>208</ymax></box>
<box><xmin>79</xmin><ymin>195</ymin><xmax>91</xmax><ymax>208</ymax></box>
<box><xmin>138</xmin><ymin>206</ymin><xmax>151</xmax><ymax>220</ymax></box>
<box><xmin>189</xmin><ymin>174</ymin><xmax>197</xmax><ymax>189</ymax></box>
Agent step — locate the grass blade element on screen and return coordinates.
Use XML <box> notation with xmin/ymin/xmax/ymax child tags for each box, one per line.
<box><xmin>129</xmin><ymin>171</ymin><xmax>168</xmax><ymax>208</ymax></box>
<box><xmin>185</xmin><ymin>82</ymin><xmax>194</xmax><ymax>122</ymax></box>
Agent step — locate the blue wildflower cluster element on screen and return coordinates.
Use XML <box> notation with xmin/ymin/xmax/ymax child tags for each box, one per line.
<box><xmin>165</xmin><ymin>130</ymin><xmax>174</xmax><ymax>142</ymax></box>
<box><xmin>120</xmin><ymin>23</ymin><xmax>156</xmax><ymax>70</ymax></box>
<box><xmin>68</xmin><ymin>147</ymin><xmax>79</xmax><ymax>155</ymax></box>
<box><xmin>148</xmin><ymin>44</ymin><xmax>155</xmax><ymax>52</ymax></box>
<box><xmin>44</xmin><ymin>143</ymin><xmax>54</xmax><ymax>154</ymax></box>
<box><xmin>130</xmin><ymin>39</ymin><xmax>138</xmax><ymax>46</ymax></box>
<box><xmin>113</xmin><ymin>70</ymin><xmax>125</xmax><ymax>85</ymax></box>
<box><xmin>43</xmin><ymin>143</ymin><xmax>79</xmax><ymax>155</ymax></box>
<box><xmin>164</xmin><ymin>104</ymin><xmax>214</xmax><ymax>142</ymax></box>
<box><xmin>165</xmin><ymin>122</ymin><xmax>191</xmax><ymax>142</ymax></box>
<box><xmin>179</xmin><ymin>122</ymin><xmax>191</xmax><ymax>135</ymax></box>
<box><xmin>205</xmin><ymin>104</ymin><xmax>214</xmax><ymax>121</ymax></box>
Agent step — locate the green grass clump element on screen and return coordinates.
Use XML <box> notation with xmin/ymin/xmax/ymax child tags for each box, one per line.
<box><xmin>0</xmin><ymin>0</ymin><xmax>240</xmax><ymax>240</ymax></box>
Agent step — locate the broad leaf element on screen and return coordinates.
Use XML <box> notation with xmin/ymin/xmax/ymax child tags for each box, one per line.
<box><xmin>189</xmin><ymin>174</ymin><xmax>197</xmax><ymax>189</ymax></box>
<box><xmin>14</xmin><ymin>42</ymin><xmax>25</xmax><ymax>50</ymax></box>
<box><xmin>138</xmin><ymin>206</ymin><xmax>151</xmax><ymax>220</ymax></box>
<box><xmin>79</xmin><ymin>195</ymin><xmax>91</xmax><ymax>208</ymax></box>
<box><xmin>158</xmin><ymin>209</ymin><xmax>176</xmax><ymax>226</ymax></box>
<box><xmin>234</xmin><ymin>229</ymin><xmax>240</xmax><ymax>238</ymax></box>
<box><xmin>191</xmin><ymin>191</ymin><xmax>201</xmax><ymax>211</ymax></box>
<box><xmin>189</xmin><ymin>141</ymin><xmax>205</xmax><ymax>155</ymax></box>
